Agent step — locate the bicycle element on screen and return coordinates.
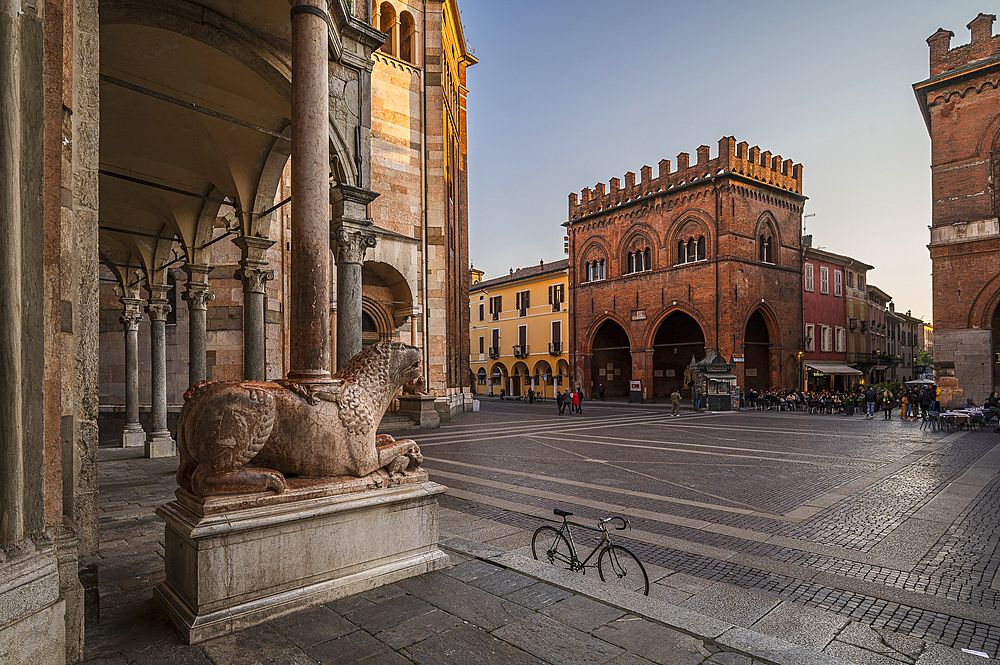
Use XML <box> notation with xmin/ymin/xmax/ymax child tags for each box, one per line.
<box><xmin>531</xmin><ymin>508</ymin><xmax>649</xmax><ymax>595</ymax></box>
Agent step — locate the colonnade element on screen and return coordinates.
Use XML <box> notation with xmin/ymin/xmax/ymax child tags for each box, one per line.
<box><xmin>115</xmin><ymin>0</ymin><xmax>380</xmax><ymax>456</ymax></box>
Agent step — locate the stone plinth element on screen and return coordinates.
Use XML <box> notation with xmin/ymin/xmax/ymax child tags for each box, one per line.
<box><xmin>154</xmin><ymin>478</ymin><xmax>448</xmax><ymax>644</ymax></box>
<box><xmin>120</xmin><ymin>424</ymin><xmax>145</xmax><ymax>448</ymax></box>
<box><xmin>397</xmin><ymin>394</ymin><xmax>441</xmax><ymax>428</ymax></box>
<box><xmin>0</xmin><ymin>543</ymin><xmax>66</xmax><ymax>665</ymax></box>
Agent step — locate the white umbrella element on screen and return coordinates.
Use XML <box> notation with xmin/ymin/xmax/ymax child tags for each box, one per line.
<box><xmin>905</xmin><ymin>378</ymin><xmax>934</xmax><ymax>386</ymax></box>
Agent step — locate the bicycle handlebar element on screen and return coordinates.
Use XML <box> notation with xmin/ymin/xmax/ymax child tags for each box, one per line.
<box><xmin>599</xmin><ymin>515</ymin><xmax>630</xmax><ymax>531</ymax></box>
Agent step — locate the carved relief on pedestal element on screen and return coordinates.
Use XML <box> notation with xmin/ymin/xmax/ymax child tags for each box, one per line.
<box><xmin>176</xmin><ymin>341</ymin><xmax>425</xmax><ymax>498</ymax></box>
<box><xmin>334</xmin><ymin>229</ymin><xmax>377</xmax><ymax>265</ymax></box>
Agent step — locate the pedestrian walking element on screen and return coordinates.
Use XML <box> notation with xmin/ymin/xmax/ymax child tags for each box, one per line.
<box><xmin>865</xmin><ymin>387</ymin><xmax>876</xmax><ymax>418</ymax></box>
<box><xmin>556</xmin><ymin>390</ymin><xmax>565</xmax><ymax>415</ymax></box>
<box><xmin>881</xmin><ymin>390</ymin><xmax>893</xmax><ymax>420</ymax></box>
<box><xmin>572</xmin><ymin>389</ymin><xmax>582</xmax><ymax>414</ymax></box>
<box><xmin>899</xmin><ymin>393</ymin><xmax>908</xmax><ymax>420</ymax></box>
<box><xmin>919</xmin><ymin>387</ymin><xmax>932</xmax><ymax>421</ymax></box>
<box><xmin>598</xmin><ymin>383</ymin><xmax>605</xmax><ymax>401</ymax></box>
<box><xmin>670</xmin><ymin>389</ymin><xmax>681</xmax><ymax>416</ymax></box>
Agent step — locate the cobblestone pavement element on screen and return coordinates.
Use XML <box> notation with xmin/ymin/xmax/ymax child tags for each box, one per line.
<box><xmin>422</xmin><ymin>398</ymin><xmax>1000</xmax><ymax>659</ymax></box>
<box><xmin>81</xmin><ymin>400</ymin><xmax>1000</xmax><ymax>664</ymax></box>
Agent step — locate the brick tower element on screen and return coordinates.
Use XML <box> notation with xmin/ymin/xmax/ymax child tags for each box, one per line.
<box><xmin>914</xmin><ymin>12</ymin><xmax>1000</xmax><ymax>406</ymax></box>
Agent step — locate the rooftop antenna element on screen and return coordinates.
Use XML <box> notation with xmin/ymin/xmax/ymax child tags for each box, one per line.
<box><xmin>803</xmin><ymin>213</ymin><xmax>815</xmax><ymax>235</ymax></box>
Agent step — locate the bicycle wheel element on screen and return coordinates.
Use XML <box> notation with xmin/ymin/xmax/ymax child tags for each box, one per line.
<box><xmin>598</xmin><ymin>545</ymin><xmax>649</xmax><ymax>595</ymax></box>
<box><xmin>532</xmin><ymin>526</ymin><xmax>573</xmax><ymax>569</ymax></box>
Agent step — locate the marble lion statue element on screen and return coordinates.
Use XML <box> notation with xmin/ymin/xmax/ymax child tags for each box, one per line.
<box><xmin>176</xmin><ymin>341</ymin><xmax>424</xmax><ymax>497</ymax></box>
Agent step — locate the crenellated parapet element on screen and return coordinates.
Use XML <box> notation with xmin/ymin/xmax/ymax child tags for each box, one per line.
<box><xmin>568</xmin><ymin>136</ymin><xmax>802</xmax><ymax>220</ymax></box>
<box><xmin>927</xmin><ymin>13</ymin><xmax>999</xmax><ymax>77</ymax></box>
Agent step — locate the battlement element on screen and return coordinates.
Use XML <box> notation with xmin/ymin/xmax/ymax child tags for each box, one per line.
<box><xmin>567</xmin><ymin>136</ymin><xmax>803</xmax><ymax>220</ymax></box>
<box><xmin>928</xmin><ymin>13</ymin><xmax>1000</xmax><ymax>77</ymax></box>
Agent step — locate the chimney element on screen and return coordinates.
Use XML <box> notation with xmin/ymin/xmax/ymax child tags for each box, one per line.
<box><xmin>677</xmin><ymin>152</ymin><xmax>690</xmax><ymax>170</ymax></box>
<box><xmin>927</xmin><ymin>28</ymin><xmax>954</xmax><ymax>73</ymax></box>
<box><xmin>696</xmin><ymin>145</ymin><xmax>710</xmax><ymax>165</ymax></box>
<box><xmin>624</xmin><ymin>171</ymin><xmax>635</xmax><ymax>189</ymax></box>
<box><xmin>640</xmin><ymin>165</ymin><xmax>651</xmax><ymax>183</ymax></box>
<box><xmin>968</xmin><ymin>13</ymin><xmax>996</xmax><ymax>44</ymax></box>
<box><xmin>658</xmin><ymin>159</ymin><xmax>671</xmax><ymax>178</ymax></box>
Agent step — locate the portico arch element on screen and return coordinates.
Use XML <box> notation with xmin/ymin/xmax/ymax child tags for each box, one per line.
<box><xmin>651</xmin><ymin>311</ymin><xmax>706</xmax><ymax>397</ymax></box>
<box><xmin>744</xmin><ymin>309</ymin><xmax>772</xmax><ymax>391</ymax></box>
<box><xmin>590</xmin><ymin>319</ymin><xmax>632</xmax><ymax>398</ymax></box>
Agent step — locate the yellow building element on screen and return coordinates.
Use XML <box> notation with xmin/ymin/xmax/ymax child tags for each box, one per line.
<box><xmin>469</xmin><ymin>260</ymin><xmax>570</xmax><ymax>399</ymax></box>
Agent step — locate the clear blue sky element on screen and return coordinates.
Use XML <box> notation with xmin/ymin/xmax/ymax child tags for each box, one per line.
<box><xmin>460</xmin><ymin>0</ymin><xmax>993</xmax><ymax>323</ymax></box>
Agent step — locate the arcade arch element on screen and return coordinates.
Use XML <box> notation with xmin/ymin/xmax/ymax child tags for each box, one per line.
<box><xmin>744</xmin><ymin>309</ymin><xmax>772</xmax><ymax>391</ymax></box>
<box><xmin>651</xmin><ymin>311</ymin><xmax>706</xmax><ymax>397</ymax></box>
<box><xmin>590</xmin><ymin>320</ymin><xmax>632</xmax><ymax>398</ymax></box>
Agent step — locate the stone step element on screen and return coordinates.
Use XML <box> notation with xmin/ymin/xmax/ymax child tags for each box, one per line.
<box><xmin>378</xmin><ymin>412</ymin><xmax>418</xmax><ymax>433</ymax></box>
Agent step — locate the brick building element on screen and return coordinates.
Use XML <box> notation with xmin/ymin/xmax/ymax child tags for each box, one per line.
<box><xmin>914</xmin><ymin>12</ymin><xmax>1000</xmax><ymax>406</ymax></box>
<box><xmin>565</xmin><ymin>137</ymin><xmax>805</xmax><ymax>399</ymax></box>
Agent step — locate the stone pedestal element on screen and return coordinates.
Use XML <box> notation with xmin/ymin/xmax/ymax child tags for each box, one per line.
<box><xmin>397</xmin><ymin>395</ymin><xmax>441</xmax><ymax>429</ymax></box>
<box><xmin>0</xmin><ymin>541</ymin><xmax>67</xmax><ymax>665</ymax></box>
<box><xmin>119</xmin><ymin>425</ymin><xmax>145</xmax><ymax>448</ymax></box>
<box><xmin>155</xmin><ymin>479</ymin><xmax>448</xmax><ymax>644</ymax></box>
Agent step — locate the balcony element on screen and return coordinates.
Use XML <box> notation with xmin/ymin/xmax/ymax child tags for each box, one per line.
<box><xmin>487</xmin><ymin>347</ymin><xmax>500</xmax><ymax>359</ymax></box>
<box><xmin>548</xmin><ymin>341</ymin><xmax>562</xmax><ymax>356</ymax></box>
<box><xmin>512</xmin><ymin>344</ymin><xmax>530</xmax><ymax>358</ymax></box>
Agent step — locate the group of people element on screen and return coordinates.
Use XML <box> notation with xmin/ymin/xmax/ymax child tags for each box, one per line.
<box><xmin>556</xmin><ymin>388</ymin><xmax>584</xmax><ymax>415</ymax></box>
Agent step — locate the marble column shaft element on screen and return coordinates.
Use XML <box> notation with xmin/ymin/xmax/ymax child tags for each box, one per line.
<box><xmin>181</xmin><ymin>280</ymin><xmax>214</xmax><ymax>386</ymax></box>
<box><xmin>234</xmin><ymin>264</ymin><xmax>272</xmax><ymax>381</ymax></box>
<box><xmin>119</xmin><ymin>299</ymin><xmax>145</xmax><ymax>447</ymax></box>
<box><xmin>145</xmin><ymin>295</ymin><xmax>173</xmax><ymax>456</ymax></box>
<box><xmin>0</xmin><ymin>3</ymin><xmax>25</xmax><ymax>543</ymax></box>
<box><xmin>288</xmin><ymin>0</ymin><xmax>332</xmax><ymax>381</ymax></box>
<box><xmin>334</xmin><ymin>228</ymin><xmax>377</xmax><ymax>368</ymax></box>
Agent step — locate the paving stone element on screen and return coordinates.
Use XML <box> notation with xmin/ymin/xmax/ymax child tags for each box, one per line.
<box><xmin>680</xmin><ymin>583</ymin><xmax>781</xmax><ymax>628</ymax></box>
<box><xmin>916</xmin><ymin>642</ymin><xmax>995</xmax><ymax>664</ymax></box>
<box><xmin>540</xmin><ymin>594</ymin><xmax>626</xmax><ymax>633</ymax></box>
<box><xmin>601</xmin><ymin>653</ymin><xmax>659</xmax><ymax>665</ymax></box>
<box><xmin>823</xmin><ymin>639</ymin><xmax>913</xmax><ymax>665</ymax></box>
<box><xmin>468</xmin><ymin>568</ymin><xmax>537</xmax><ymax>596</ymax></box>
<box><xmin>307</xmin><ymin>627</ymin><xmax>411</xmax><ymax>664</ymax></box>
<box><xmin>122</xmin><ymin>640</ymin><xmax>212</xmax><ymax>665</ymax></box>
<box><xmin>703</xmin><ymin>653</ymin><xmax>756</xmax><ymax>665</ymax></box>
<box><xmin>200</xmin><ymin>624</ymin><xmax>314</xmax><ymax>665</ymax></box>
<box><xmin>503</xmin><ymin>582</ymin><xmax>573</xmax><ymax>610</ymax></box>
<box><xmin>750</xmin><ymin>602</ymin><xmax>847</xmax><ymax>650</ymax></box>
<box><xmin>77</xmin><ymin>657</ymin><xmax>128</xmax><ymax>665</ymax></box>
<box><xmin>591</xmin><ymin>615</ymin><xmax>708</xmax><ymax>665</ymax></box>
<box><xmin>443</xmin><ymin>559</ymin><xmax>504</xmax><ymax>583</ymax></box>
<box><xmin>493</xmin><ymin>611</ymin><xmax>624</xmax><ymax>665</ymax></box>
<box><xmin>396</xmin><ymin>570</ymin><xmax>532</xmax><ymax>630</ymax></box>
<box><xmin>404</xmin><ymin>623</ymin><xmax>546</xmax><ymax>665</ymax></box>
<box><xmin>354</xmin><ymin>583</ymin><xmax>407</xmax><ymax>605</ymax></box>
<box><xmin>269</xmin><ymin>605</ymin><xmax>357</xmax><ymax>648</ymax></box>
<box><xmin>834</xmin><ymin>621</ymin><xmax>925</xmax><ymax>661</ymax></box>
<box><xmin>375</xmin><ymin>608</ymin><xmax>463</xmax><ymax>649</ymax></box>
<box><xmin>341</xmin><ymin>592</ymin><xmax>436</xmax><ymax>633</ymax></box>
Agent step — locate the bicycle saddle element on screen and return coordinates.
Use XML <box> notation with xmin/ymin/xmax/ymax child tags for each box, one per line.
<box><xmin>553</xmin><ymin>509</ymin><xmax>573</xmax><ymax>517</ymax></box>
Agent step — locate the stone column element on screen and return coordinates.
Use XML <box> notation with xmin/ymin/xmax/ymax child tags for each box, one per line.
<box><xmin>288</xmin><ymin>0</ymin><xmax>333</xmax><ymax>382</ymax></box>
<box><xmin>181</xmin><ymin>264</ymin><xmax>215</xmax><ymax>386</ymax></box>
<box><xmin>332</xmin><ymin>185</ymin><xmax>379</xmax><ymax>369</ymax></box>
<box><xmin>145</xmin><ymin>286</ymin><xmax>175</xmax><ymax>458</ymax></box>
<box><xmin>234</xmin><ymin>237</ymin><xmax>274</xmax><ymax>381</ymax></box>
<box><xmin>119</xmin><ymin>298</ymin><xmax>145</xmax><ymax>447</ymax></box>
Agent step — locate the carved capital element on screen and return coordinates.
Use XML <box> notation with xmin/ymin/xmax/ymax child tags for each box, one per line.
<box><xmin>145</xmin><ymin>300</ymin><xmax>172</xmax><ymax>322</ymax></box>
<box><xmin>235</xmin><ymin>267</ymin><xmax>275</xmax><ymax>295</ymax></box>
<box><xmin>182</xmin><ymin>289</ymin><xmax>216</xmax><ymax>310</ymax></box>
<box><xmin>120</xmin><ymin>297</ymin><xmax>143</xmax><ymax>330</ymax></box>
<box><xmin>334</xmin><ymin>229</ymin><xmax>377</xmax><ymax>265</ymax></box>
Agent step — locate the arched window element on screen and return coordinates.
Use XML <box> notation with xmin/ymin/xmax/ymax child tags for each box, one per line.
<box><xmin>644</xmin><ymin>247</ymin><xmax>651</xmax><ymax>271</ymax></box>
<box><xmin>677</xmin><ymin>240</ymin><xmax>685</xmax><ymax>265</ymax></box>
<box><xmin>586</xmin><ymin>262</ymin><xmax>593</xmax><ymax>282</ymax></box>
<box><xmin>759</xmin><ymin>235</ymin><xmax>766</xmax><ymax>262</ymax></box>
<box><xmin>399</xmin><ymin>11</ymin><xmax>415</xmax><ymax>63</ymax></box>
<box><xmin>599</xmin><ymin>259</ymin><xmax>605</xmax><ymax>279</ymax></box>
<box><xmin>378</xmin><ymin>2</ymin><xmax>396</xmax><ymax>57</ymax></box>
<box><xmin>686</xmin><ymin>239</ymin><xmax>696</xmax><ymax>263</ymax></box>
<box><xmin>697</xmin><ymin>236</ymin><xmax>706</xmax><ymax>261</ymax></box>
<box><xmin>627</xmin><ymin>252</ymin><xmax>635</xmax><ymax>273</ymax></box>
<box><xmin>760</xmin><ymin>235</ymin><xmax>773</xmax><ymax>264</ymax></box>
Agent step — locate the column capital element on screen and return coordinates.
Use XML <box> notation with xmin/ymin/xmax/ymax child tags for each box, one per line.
<box><xmin>120</xmin><ymin>299</ymin><xmax>143</xmax><ymax>331</ymax></box>
<box><xmin>182</xmin><ymin>289</ymin><xmax>216</xmax><ymax>310</ymax></box>
<box><xmin>145</xmin><ymin>299</ymin><xmax>172</xmax><ymax>322</ymax></box>
<box><xmin>333</xmin><ymin>228</ymin><xmax>377</xmax><ymax>265</ymax></box>
<box><xmin>145</xmin><ymin>282</ymin><xmax>172</xmax><ymax>302</ymax></box>
<box><xmin>235</xmin><ymin>267</ymin><xmax>275</xmax><ymax>295</ymax></box>
<box><xmin>331</xmin><ymin>184</ymin><xmax>379</xmax><ymax>225</ymax></box>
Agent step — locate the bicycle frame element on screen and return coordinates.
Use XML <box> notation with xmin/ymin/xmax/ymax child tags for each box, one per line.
<box><xmin>554</xmin><ymin>518</ymin><xmax>615</xmax><ymax>572</ymax></box>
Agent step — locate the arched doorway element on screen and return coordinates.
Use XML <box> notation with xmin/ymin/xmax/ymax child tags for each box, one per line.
<box><xmin>556</xmin><ymin>359</ymin><xmax>570</xmax><ymax>392</ymax></box>
<box><xmin>744</xmin><ymin>310</ymin><xmax>771</xmax><ymax>391</ymax></box>
<box><xmin>591</xmin><ymin>320</ymin><xmax>631</xmax><ymax>398</ymax></box>
<box><xmin>533</xmin><ymin>360</ymin><xmax>553</xmax><ymax>399</ymax></box>
<box><xmin>652</xmin><ymin>311</ymin><xmax>705</xmax><ymax>397</ymax></box>
<box><xmin>491</xmin><ymin>362</ymin><xmax>507</xmax><ymax>396</ymax></box>
<box><xmin>511</xmin><ymin>362</ymin><xmax>528</xmax><ymax>398</ymax></box>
